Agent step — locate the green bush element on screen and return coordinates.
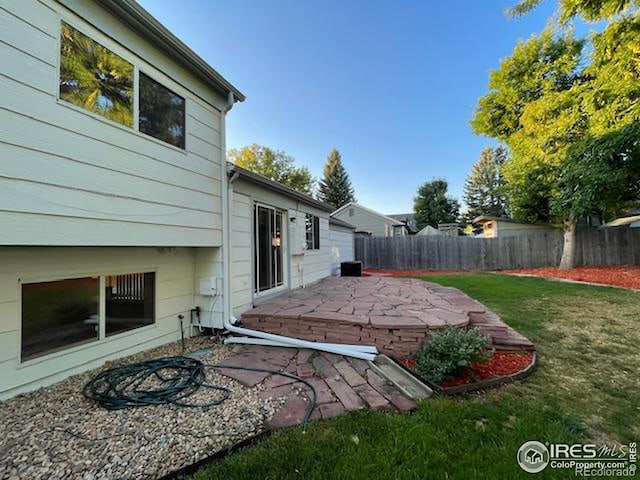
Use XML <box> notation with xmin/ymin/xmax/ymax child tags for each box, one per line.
<box><xmin>415</xmin><ymin>327</ymin><xmax>490</xmax><ymax>383</ymax></box>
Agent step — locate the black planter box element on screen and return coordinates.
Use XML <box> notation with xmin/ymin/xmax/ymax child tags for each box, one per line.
<box><xmin>341</xmin><ymin>261</ymin><xmax>362</xmax><ymax>277</ymax></box>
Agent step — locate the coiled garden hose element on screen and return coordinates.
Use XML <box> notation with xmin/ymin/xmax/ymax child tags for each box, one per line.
<box><xmin>83</xmin><ymin>355</ymin><xmax>317</xmax><ymax>430</ymax></box>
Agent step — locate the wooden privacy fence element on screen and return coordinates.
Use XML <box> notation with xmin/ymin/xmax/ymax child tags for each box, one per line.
<box><xmin>354</xmin><ymin>228</ymin><xmax>640</xmax><ymax>271</ymax></box>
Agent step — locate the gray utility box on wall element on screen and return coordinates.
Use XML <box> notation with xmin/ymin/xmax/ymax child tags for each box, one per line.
<box><xmin>340</xmin><ymin>261</ymin><xmax>363</xmax><ymax>277</ymax></box>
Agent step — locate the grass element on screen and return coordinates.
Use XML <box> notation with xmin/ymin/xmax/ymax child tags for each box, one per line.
<box><xmin>191</xmin><ymin>274</ymin><xmax>640</xmax><ymax>479</ymax></box>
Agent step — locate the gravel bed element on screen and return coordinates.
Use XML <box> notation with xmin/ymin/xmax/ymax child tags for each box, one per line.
<box><xmin>0</xmin><ymin>337</ymin><xmax>281</xmax><ymax>480</ymax></box>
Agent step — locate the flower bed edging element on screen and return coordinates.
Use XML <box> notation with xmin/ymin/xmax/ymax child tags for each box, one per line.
<box><xmin>391</xmin><ymin>351</ymin><xmax>537</xmax><ymax>396</ymax></box>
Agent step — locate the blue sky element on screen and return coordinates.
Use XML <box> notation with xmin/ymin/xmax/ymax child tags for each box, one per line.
<box><xmin>139</xmin><ymin>0</ymin><xmax>560</xmax><ymax>214</ymax></box>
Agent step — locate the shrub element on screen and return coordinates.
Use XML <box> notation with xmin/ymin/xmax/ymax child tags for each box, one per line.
<box><xmin>414</xmin><ymin>327</ymin><xmax>490</xmax><ymax>383</ymax></box>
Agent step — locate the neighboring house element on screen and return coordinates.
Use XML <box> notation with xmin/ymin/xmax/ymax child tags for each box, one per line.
<box><xmin>416</xmin><ymin>225</ymin><xmax>443</xmax><ymax>236</ymax></box>
<box><xmin>332</xmin><ymin>202</ymin><xmax>408</xmax><ymax>237</ymax></box>
<box><xmin>0</xmin><ymin>0</ymin><xmax>352</xmax><ymax>399</ymax></box>
<box><xmin>601</xmin><ymin>215</ymin><xmax>640</xmax><ymax>229</ymax></box>
<box><xmin>473</xmin><ymin>216</ymin><xmax>556</xmax><ymax>238</ymax></box>
<box><xmin>388</xmin><ymin>213</ymin><xmax>417</xmax><ymax>232</ymax></box>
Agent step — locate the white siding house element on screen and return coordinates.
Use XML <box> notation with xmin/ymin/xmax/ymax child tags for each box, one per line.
<box><xmin>228</xmin><ymin>165</ymin><xmax>340</xmax><ymax>316</ymax></box>
<box><xmin>0</xmin><ymin>0</ymin><xmax>243</xmax><ymax>398</ymax></box>
<box><xmin>0</xmin><ymin>0</ymin><xmax>352</xmax><ymax>398</ymax></box>
<box><xmin>331</xmin><ymin>202</ymin><xmax>408</xmax><ymax>237</ymax></box>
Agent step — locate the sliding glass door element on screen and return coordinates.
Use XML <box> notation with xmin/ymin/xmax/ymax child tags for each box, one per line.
<box><xmin>254</xmin><ymin>204</ymin><xmax>285</xmax><ymax>294</ymax></box>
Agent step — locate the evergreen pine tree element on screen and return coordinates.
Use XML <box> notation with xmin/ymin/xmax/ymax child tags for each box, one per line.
<box><xmin>463</xmin><ymin>146</ymin><xmax>509</xmax><ymax>222</ymax></box>
<box><xmin>318</xmin><ymin>149</ymin><xmax>356</xmax><ymax>208</ymax></box>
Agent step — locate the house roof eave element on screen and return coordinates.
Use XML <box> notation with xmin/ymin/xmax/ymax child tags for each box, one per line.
<box><xmin>228</xmin><ymin>163</ymin><xmax>334</xmax><ymax>213</ymax></box>
<box><xmin>95</xmin><ymin>0</ymin><xmax>245</xmax><ymax>103</ymax></box>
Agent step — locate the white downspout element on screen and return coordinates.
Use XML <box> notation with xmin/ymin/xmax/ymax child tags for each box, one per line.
<box><xmin>220</xmin><ymin>92</ymin><xmax>376</xmax><ymax>362</ymax></box>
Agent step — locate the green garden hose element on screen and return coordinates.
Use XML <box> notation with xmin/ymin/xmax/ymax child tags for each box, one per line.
<box><xmin>83</xmin><ymin>355</ymin><xmax>317</xmax><ymax>430</ymax></box>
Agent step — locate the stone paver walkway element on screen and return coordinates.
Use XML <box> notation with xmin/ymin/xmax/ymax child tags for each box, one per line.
<box><xmin>241</xmin><ymin>276</ymin><xmax>534</xmax><ymax>357</ymax></box>
<box><xmin>217</xmin><ymin>345</ymin><xmax>416</xmax><ymax>428</ymax></box>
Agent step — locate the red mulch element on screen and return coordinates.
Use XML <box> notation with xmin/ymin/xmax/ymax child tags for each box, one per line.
<box><xmin>364</xmin><ymin>268</ymin><xmax>468</xmax><ymax>277</ymax></box>
<box><xmin>503</xmin><ymin>266</ymin><xmax>640</xmax><ymax>290</ymax></box>
<box><xmin>400</xmin><ymin>351</ymin><xmax>534</xmax><ymax>388</ymax></box>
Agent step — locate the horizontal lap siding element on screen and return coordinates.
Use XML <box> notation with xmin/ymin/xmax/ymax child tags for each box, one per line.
<box><xmin>0</xmin><ymin>246</ymin><xmax>196</xmax><ymax>398</ymax></box>
<box><xmin>0</xmin><ymin>1</ymin><xmax>225</xmax><ymax>247</ymax></box>
<box><xmin>329</xmin><ymin>227</ymin><xmax>355</xmax><ymax>274</ymax></box>
<box><xmin>231</xmin><ymin>192</ymin><xmax>252</xmax><ymax>314</ymax></box>
<box><xmin>292</xmin><ymin>217</ymin><xmax>332</xmax><ymax>287</ymax></box>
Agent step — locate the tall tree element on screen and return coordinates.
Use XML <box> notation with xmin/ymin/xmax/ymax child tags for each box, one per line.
<box><xmin>463</xmin><ymin>146</ymin><xmax>509</xmax><ymax>221</ymax></box>
<box><xmin>228</xmin><ymin>144</ymin><xmax>314</xmax><ymax>195</ymax></box>
<box><xmin>413</xmin><ymin>179</ymin><xmax>460</xmax><ymax>230</ymax></box>
<box><xmin>509</xmin><ymin>0</ymin><xmax>638</xmax><ymax>23</ymax></box>
<box><xmin>472</xmin><ymin>3</ymin><xmax>640</xmax><ymax>268</ymax></box>
<box><xmin>317</xmin><ymin>149</ymin><xmax>356</xmax><ymax>208</ymax></box>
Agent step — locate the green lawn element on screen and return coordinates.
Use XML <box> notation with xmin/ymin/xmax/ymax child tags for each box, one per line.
<box><xmin>191</xmin><ymin>274</ymin><xmax>640</xmax><ymax>480</ymax></box>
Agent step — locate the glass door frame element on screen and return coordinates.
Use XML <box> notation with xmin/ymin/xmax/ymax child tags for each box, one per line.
<box><xmin>253</xmin><ymin>202</ymin><xmax>288</xmax><ymax>297</ymax></box>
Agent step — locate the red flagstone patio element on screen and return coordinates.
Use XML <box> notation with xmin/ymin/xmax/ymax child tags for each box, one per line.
<box><xmin>217</xmin><ymin>345</ymin><xmax>416</xmax><ymax>428</ymax></box>
<box><xmin>240</xmin><ymin>276</ymin><xmax>534</xmax><ymax>357</ymax></box>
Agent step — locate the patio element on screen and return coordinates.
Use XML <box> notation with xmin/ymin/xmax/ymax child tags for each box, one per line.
<box><xmin>241</xmin><ymin>276</ymin><xmax>534</xmax><ymax>357</ymax></box>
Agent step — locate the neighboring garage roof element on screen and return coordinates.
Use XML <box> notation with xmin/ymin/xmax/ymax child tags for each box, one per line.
<box><xmin>97</xmin><ymin>0</ymin><xmax>245</xmax><ymax>102</ymax></box>
<box><xmin>329</xmin><ymin>217</ymin><xmax>356</xmax><ymax>230</ymax></box>
<box><xmin>228</xmin><ymin>164</ymin><xmax>335</xmax><ymax>213</ymax></box>
<box><xmin>602</xmin><ymin>215</ymin><xmax>640</xmax><ymax>227</ymax></box>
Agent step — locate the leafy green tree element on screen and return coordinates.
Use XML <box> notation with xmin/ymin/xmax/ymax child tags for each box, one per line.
<box><xmin>463</xmin><ymin>146</ymin><xmax>509</xmax><ymax>222</ymax></box>
<box><xmin>554</xmin><ymin>121</ymin><xmax>640</xmax><ymax>234</ymax></box>
<box><xmin>317</xmin><ymin>149</ymin><xmax>356</xmax><ymax>208</ymax></box>
<box><xmin>509</xmin><ymin>0</ymin><xmax>638</xmax><ymax>23</ymax></box>
<box><xmin>413</xmin><ymin>179</ymin><xmax>460</xmax><ymax>230</ymax></box>
<box><xmin>228</xmin><ymin>144</ymin><xmax>315</xmax><ymax>195</ymax></box>
<box><xmin>472</xmin><ymin>2</ymin><xmax>640</xmax><ymax>267</ymax></box>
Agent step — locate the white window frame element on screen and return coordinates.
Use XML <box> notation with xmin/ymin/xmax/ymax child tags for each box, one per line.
<box><xmin>55</xmin><ymin>18</ymin><xmax>188</xmax><ymax>153</ymax></box>
<box><xmin>17</xmin><ymin>269</ymin><xmax>158</xmax><ymax>367</ymax></box>
<box><xmin>252</xmin><ymin>202</ymin><xmax>288</xmax><ymax>298</ymax></box>
<box><xmin>305</xmin><ymin>214</ymin><xmax>320</xmax><ymax>250</ymax></box>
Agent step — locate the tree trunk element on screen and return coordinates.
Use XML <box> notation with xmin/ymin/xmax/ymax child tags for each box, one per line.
<box><xmin>559</xmin><ymin>219</ymin><xmax>577</xmax><ymax>269</ymax></box>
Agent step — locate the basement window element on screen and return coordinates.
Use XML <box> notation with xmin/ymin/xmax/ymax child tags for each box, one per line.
<box><xmin>305</xmin><ymin>214</ymin><xmax>320</xmax><ymax>250</ymax></box>
<box><xmin>21</xmin><ymin>277</ymin><xmax>100</xmax><ymax>361</ymax></box>
<box><xmin>105</xmin><ymin>272</ymin><xmax>155</xmax><ymax>336</ymax></box>
<box><xmin>21</xmin><ymin>272</ymin><xmax>156</xmax><ymax>362</ymax></box>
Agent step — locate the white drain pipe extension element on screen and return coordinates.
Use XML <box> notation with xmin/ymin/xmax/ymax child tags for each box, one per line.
<box><xmin>219</xmin><ymin>94</ymin><xmax>376</xmax><ymax>362</ymax></box>
<box><xmin>222</xmin><ymin>316</ymin><xmax>376</xmax><ymax>361</ymax></box>
<box><xmin>224</xmin><ymin>336</ymin><xmax>379</xmax><ymax>353</ymax></box>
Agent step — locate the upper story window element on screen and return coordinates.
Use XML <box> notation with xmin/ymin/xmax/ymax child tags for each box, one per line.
<box><xmin>59</xmin><ymin>22</ymin><xmax>134</xmax><ymax>127</ymax></box>
<box><xmin>139</xmin><ymin>72</ymin><xmax>185</xmax><ymax>148</ymax></box>
<box><xmin>59</xmin><ymin>22</ymin><xmax>186</xmax><ymax>149</ymax></box>
<box><xmin>305</xmin><ymin>214</ymin><xmax>320</xmax><ymax>250</ymax></box>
